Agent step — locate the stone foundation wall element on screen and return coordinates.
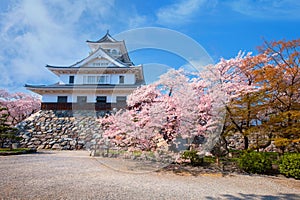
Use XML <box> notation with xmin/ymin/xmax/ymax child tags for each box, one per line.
<box><xmin>16</xmin><ymin>110</ymin><xmax>102</xmax><ymax>150</ymax></box>
<box><xmin>16</xmin><ymin>110</ymin><xmax>280</xmax><ymax>152</ymax></box>
<box><xmin>226</xmin><ymin>133</ymin><xmax>278</xmax><ymax>152</ymax></box>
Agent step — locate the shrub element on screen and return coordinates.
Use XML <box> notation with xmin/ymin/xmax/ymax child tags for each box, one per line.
<box><xmin>238</xmin><ymin>151</ymin><xmax>272</xmax><ymax>174</ymax></box>
<box><xmin>181</xmin><ymin>150</ymin><xmax>203</xmax><ymax>166</ymax></box>
<box><xmin>279</xmin><ymin>154</ymin><xmax>300</xmax><ymax>179</ymax></box>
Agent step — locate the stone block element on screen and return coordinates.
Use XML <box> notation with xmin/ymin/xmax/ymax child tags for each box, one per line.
<box><xmin>51</xmin><ymin>143</ymin><xmax>62</xmax><ymax>150</ymax></box>
<box><xmin>33</xmin><ymin>140</ymin><xmax>42</xmax><ymax>145</ymax></box>
<box><xmin>37</xmin><ymin>144</ymin><xmax>45</xmax><ymax>150</ymax></box>
<box><xmin>49</xmin><ymin>141</ymin><xmax>56</xmax><ymax>145</ymax></box>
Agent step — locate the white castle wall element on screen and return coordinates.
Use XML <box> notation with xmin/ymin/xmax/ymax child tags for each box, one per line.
<box><xmin>59</xmin><ymin>73</ymin><xmax>135</xmax><ymax>84</ymax></box>
<box><xmin>42</xmin><ymin>93</ymin><xmax>127</xmax><ymax>103</ymax></box>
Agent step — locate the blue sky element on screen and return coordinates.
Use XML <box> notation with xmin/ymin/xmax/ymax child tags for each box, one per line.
<box><xmin>0</xmin><ymin>0</ymin><xmax>300</xmax><ymax>92</ymax></box>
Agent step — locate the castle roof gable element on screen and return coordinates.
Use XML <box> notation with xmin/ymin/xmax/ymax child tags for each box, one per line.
<box><xmin>47</xmin><ymin>46</ymin><xmax>131</xmax><ymax>69</ymax></box>
<box><xmin>86</xmin><ymin>30</ymin><xmax>118</xmax><ymax>43</ymax></box>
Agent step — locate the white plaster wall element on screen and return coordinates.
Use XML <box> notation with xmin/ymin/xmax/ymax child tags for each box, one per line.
<box><xmin>86</xmin><ymin>94</ymin><xmax>95</xmax><ymax>102</ymax></box>
<box><xmin>59</xmin><ymin>74</ymin><xmax>77</xmax><ymax>84</ymax></box>
<box><xmin>110</xmin><ymin>95</ymin><xmax>116</xmax><ymax>103</ymax></box>
<box><xmin>111</xmin><ymin>74</ymin><xmax>135</xmax><ymax>84</ymax></box>
<box><xmin>110</xmin><ymin>95</ymin><xmax>127</xmax><ymax>103</ymax></box>
<box><xmin>42</xmin><ymin>94</ymin><xmax>57</xmax><ymax>102</ymax></box>
<box><xmin>110</xmin><ymin>75</ymin><xmax>119</xmax><ymax>84</ymax></box>
<box><xmin>126</xmin><ymin>74</ymin><xmax>135</xmax><ymax>84</ymax></box>
<box><xmin>42</xmin><ymin>94</ymin><xmax>73</xmax><ymax>102</ymax></box>
<box><xmin>106</xmin><ymin>95</ymin><xmax>113</xmax><ymax>103</ymax></box>
<box><xmin>72</xmin><ymin>93</ymin><xmax>114</xmax><ymax>103</ymax></box>
<box><xmin>42</xmin><ymin>93</ymin><xmax>129</xmax><ymax>103</ymax></box>
<box><xmin>75</xmin><ymin>75</ymin><xmax>83</xmax><ymax>84</ymax></box>
<box><xmin>58</xmin><ymin>73</ymin><xmax>135</xmax><ymax>85</ymax></box>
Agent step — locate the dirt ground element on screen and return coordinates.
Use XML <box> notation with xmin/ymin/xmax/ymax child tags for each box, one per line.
<box><xmin>0</xmin><ymin>150</ymin><xmax>299</xmax><ymax>200</ymax></box>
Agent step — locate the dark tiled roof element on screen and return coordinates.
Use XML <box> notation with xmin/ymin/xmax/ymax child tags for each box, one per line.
<box><xmin>86</xmin><ymin>31</ymin><xmax>118</xmax><ymax>43</ymax></box>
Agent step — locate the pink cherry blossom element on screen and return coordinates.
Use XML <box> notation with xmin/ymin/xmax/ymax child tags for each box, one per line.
<box><xmin>0</xmin><ymin>89</ymin><xmax>41</xmax><ymax>125</ymax></box>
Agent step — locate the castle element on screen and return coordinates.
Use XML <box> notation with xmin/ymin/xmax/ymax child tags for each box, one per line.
<box><xmin>26</xmin><ymin>31</ymin><xmax>145</xmax><ymax>113</ymax></box>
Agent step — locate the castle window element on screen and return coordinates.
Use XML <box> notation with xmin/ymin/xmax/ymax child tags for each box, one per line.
<box><xmin>116</xmin><ymin>96</ymin><xmax>126</xmax><ymax>103</ymax></box>
<box><xmin>57</xmin><ymin>96</ymin><xmax>67</xmax><ymax>103</ymax></box>
<box><xmin>69</xmin><ymin>76</ymin><xmax>74</xmax><ymax>84</ymax></box>
<box><xmin>83</xmin><ymin>75</ymin><xmax>110</xmax><ymax>84</ymax></box>
<box><xmin>96</xmin><ymin>96</ymin><xmax>107</xmax><ymax>103</ymax></box>
<box><xmin>87</xmin><ymin>76</ymin><xmax>96</xmax><ymax>83</ymax></box>
<box><xmin>77</xmin><ymin>96</ymin><xmax>87</xmax><ymax>103</ymax></box>
<box><xmin>111</xmin><ymin>49</ymin><xmax>118</xmax><ymax>55</ymax></box>
<box><xmin>92</xmin><ymin>62</ymin><xmax>108</xmax><ymax>67</ymax></box>
<box><xmin>98</xmin><ymin>75</ymin><xmax>109</xmax><ymax>84</ymax></box>
<box><xmin>93</xmin><ymin>63</ymin><xmax>101</xmax><ymax>67</ymax></box>
<box><xmin>119</xmin><ymin>75</ymin><xmax>125</xmax><ymax>84</ymax></box>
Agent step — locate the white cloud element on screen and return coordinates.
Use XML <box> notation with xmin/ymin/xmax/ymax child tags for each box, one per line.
<box><xmin>0</xmin><ymin>0</ymin><xmax>217</xmax><ymax>92</ymax></box>
<box><xmin>128</xmin><ymin>15</ymin><xmax>149</xmax><ymax>29</ymax></box>
<box><xmin>0</xmin><ymin>0</ymin><xmax>118</xmax><ymax>91</ymax></box>
<box><xmin>156</xmin><ymin>0</ymin><xmax>210</xmax><ymax>25</ymax></box>
<box><xmin>227</xmin><ymin>0</ymin><xmax>300</xmax><ymax>19</ymax></box>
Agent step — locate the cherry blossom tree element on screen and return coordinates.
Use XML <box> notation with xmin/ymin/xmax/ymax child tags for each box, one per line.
<box><xmin>0</xmin><ymin>89</ymin><xmax>41</xmax><ymax>126</ymax></box>
<box><xmin>99</xmin><ymin>69</ymin><xmax>223</xmax><ymax>156</ymax></box>
<box><xmin>98</xmin><ymin>52</ymin><xmax>271</xmax><ymax>160</ymax></box>
<box><xmin>204</xmin><ymin>52</ymin><xmax>265</xmax><ymax>150</ymax></box>
<box><xmin>98</xmin><ymin>39</ymin><xmax>300</xmax><ymax>158</ymax></box>
<box><xmin>204</xmin><ymin>39</ymin><xmax>300</xmax><ymax>153</ymax></box>
<box><xmin>99</xmin><ymin>84</ymin><xmax>176</xmax><ymax>152</ymax></box>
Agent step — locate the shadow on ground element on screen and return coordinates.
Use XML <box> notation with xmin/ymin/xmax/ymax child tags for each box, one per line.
<box><xmin>206</xmin><ymin>193</ymin><xmax>300</xmax><ymax>200</ymax></box>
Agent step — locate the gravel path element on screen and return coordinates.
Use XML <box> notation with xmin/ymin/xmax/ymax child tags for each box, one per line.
<box><xmin>0</xmin><ymin>151</ymin><xmax>299</xmax><ymax>200</ymax></box>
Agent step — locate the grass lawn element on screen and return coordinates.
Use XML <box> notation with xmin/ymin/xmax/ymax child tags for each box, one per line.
<box><xmin>0</xmin><ymin>148</ymin><xmax>36</xmax><ymax>155</ymax></box>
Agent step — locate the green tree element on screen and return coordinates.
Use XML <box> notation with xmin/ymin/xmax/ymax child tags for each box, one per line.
<box><xmin>0</xmin><ymin>106</ymin><xmax>19</xmax><ymax>150</ymax></box>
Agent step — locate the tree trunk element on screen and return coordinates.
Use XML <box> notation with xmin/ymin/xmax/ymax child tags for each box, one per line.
<box><xmin>216</xmin><ymin>156</ymin><xmax>220</xmax><ymax>166</ymax></box>
<box><xmin>9</xmin><ymin>141</ymin><xmax>13</xmax><ymax>151</ymax></box>
<box><xmin>221</xmin><ymin>134</ymin><xmax>229</xmax><ymax>153</ymax></box>
<box><xmin>244</xmin><ymin>135</ymin><xmax>249</xmax><ymax>150</ymax></box>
